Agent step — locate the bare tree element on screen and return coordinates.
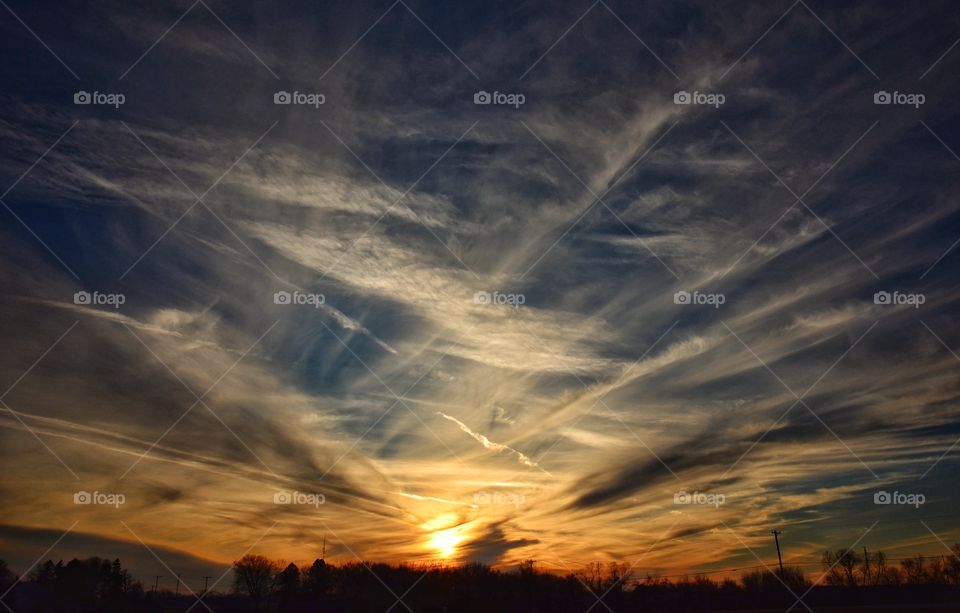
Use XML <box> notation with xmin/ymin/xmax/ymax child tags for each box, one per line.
<box><xmin>900</xmin><ymin>555</ymin><xmax>928</xmax><ymax>585</ymax></box>
<box><xmin>579</xmin><ymin>562</ymin><xmax>604</xmax><ymax>593</ymax></box>
<box><xmin>861</xmin><ymin>549</ymin><xmax>883</xmax><ymax>585</ymax></box>
<box><xmin>822</xmin><ymin>549</ymin><xmax>860</xmax><ymax>586</ymax></box>
<box><xmin>604</xmin><ymin>562</ymin><xmax>633</xmax><ymax>594</ymax></box>
<box><xmin>945</xmin><ymin>545</ymin><xmax>960</xmax><ymax>585</ymax></box>
<box><xmin>233</xmin><ymin>554</ymin><xmax>280</xmax><ymax>612</ymax></box>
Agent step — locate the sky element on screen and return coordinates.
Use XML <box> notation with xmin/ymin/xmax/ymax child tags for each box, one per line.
<box><xmin>1</xmin><ymin>0</ymin><xmax>960</xmax><ymax>591</ymax></box>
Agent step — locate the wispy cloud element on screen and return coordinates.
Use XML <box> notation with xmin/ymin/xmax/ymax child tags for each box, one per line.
<box><xmin>438</xmin><ymin>412</ymin><xmax>552</xmax><ymax>476</ymax></box>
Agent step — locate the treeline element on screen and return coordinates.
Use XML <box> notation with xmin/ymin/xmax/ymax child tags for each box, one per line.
<box><xmin>0</xmin><ymin>557</ymin><xmax>146</xmax><ymax>612</ymax></box>
<box><xmin>819</xmin><ymin>545</ymin><xmax>960</xmax><ymax>585</ymax></box>
<box><xmin>3</xmin><ymin>546</ymin><xmax>960</xmax><ymax>612</ymax></box>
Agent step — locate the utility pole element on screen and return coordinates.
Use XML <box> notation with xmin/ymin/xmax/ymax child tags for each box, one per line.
<box><xmin>322</xmin><ymin>536</ymin><xmax>326</xmax><ymax>561</ymax></box>
<box><xmin>175</xmin><ymin>573</ymin><xmax>182</xmax><ymax>596</ymax></box>
<box><xmin>152</xmin><ymin>575</ymin><xmax>161</xmax><ymax>593</ymax></box>
<box><xmin>863</xmin><ymin>546</ymin><xmax>870</xmax><ymax>582</ymax></box>
<box><xmin>202</xmin><ymin>576</ymin><xmax>213</xmax><ymax>594</ymax></box>
<box><xmin>771</xmin><ymin>530</ymin><xmax>784</xmax><ymax>576</ymax></box>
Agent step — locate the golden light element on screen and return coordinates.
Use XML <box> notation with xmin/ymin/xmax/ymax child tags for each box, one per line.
<box><xmin>427</xmin><ymin>527</ymin><xmax>465</xmax><ymax>559</ymax></box>
<box><xmin>421</xmin><ymin>513</ymin><xmax>468</xmax><ymax>559</ymax></box>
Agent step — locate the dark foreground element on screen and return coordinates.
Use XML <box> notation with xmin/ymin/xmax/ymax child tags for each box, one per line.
<box><xmin>4</xmin><ymin>554</ymin><xmax>960</xmax><ymax>612</ymax></box>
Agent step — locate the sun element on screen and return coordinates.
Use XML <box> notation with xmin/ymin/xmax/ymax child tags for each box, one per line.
<box><xmin>427</xmin><ymin>527</ymin><xmax>465</xmax><ymax>559</ymax></box>
<box><xmin>421</xmin><ymin>513</ymin><xmax>468</xmax><ymax>559</ymax></box>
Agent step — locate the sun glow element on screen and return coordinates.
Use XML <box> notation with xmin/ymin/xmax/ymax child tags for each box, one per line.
<box><xmin>422</xmin><ymin>513</ymin><xmax>468</xmax><ymax>559</ymax></box>
<box><xmin>427</xmin><ymin>527</ymin><xmax>465</xmax><ymax>558</ymax></box>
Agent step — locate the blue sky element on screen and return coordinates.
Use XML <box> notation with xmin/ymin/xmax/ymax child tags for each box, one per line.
<box><xmin>1</xmin><ymin>0</ymin><xmax>959</xmax><ymax>588</ymax></box>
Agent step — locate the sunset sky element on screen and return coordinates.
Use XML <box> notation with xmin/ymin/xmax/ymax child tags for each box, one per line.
<box><xmin>2</xmin><ymin>0</ymin><xmax>960</xmax><ymax>591</ymax></box>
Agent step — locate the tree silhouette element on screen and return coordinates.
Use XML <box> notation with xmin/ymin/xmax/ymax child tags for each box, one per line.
<box><xmin>303</xmin><ymin>558</ymin><xmax>331</xmax><ymax>603</ymax></box>
<box><xmin>275</xmin><ymin>562</ymin><xmax>300</xmax><ymax>611</ymax></box>
<box><xmin>821</xmin><ymin>549</ymin><xmax>860</xmax><ymax>586</ymax></box>
<box><xmin>6</xmin><ymin>557</ymin><xmax>143</xmax><ymax>612</ymax></box>
<box><xmin>233</xmin><ymin>554</ymin><xmax>280</xmax><ymax>612</ymax></box>
<box><xmin>0</xmin><ymin>560</ymin><xmax>15</xmax><ymax>595</ymax></box>
<box><xmin>900</xmin><ymin>555</ymin><xmax>928</xmax><ymax>584</ymax></box>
